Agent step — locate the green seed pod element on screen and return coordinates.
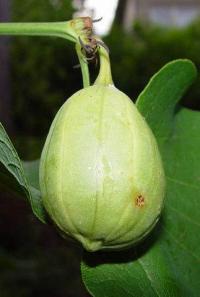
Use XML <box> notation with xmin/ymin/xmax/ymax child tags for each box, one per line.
<box><xmin>39</xmin><ymin>82</ymin><xmax>165</xmax><ymax>252</ymax></box>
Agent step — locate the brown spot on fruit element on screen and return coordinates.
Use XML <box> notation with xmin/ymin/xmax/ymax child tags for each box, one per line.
<box><xmin>135</xmin><ymin>195</ymin><xmax>145</xmax><ymax>207</ymax></box>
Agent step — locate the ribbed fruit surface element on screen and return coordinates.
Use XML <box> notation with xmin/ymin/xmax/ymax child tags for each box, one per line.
<box><xmin>39</xmin><ymin>84</ymin><xmax>165</xmax><ymax>251</ymax></box>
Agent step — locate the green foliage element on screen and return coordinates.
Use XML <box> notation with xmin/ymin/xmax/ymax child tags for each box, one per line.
<box><xmin>82</xmin><ymin>60</ymin><xmax>200</xmax><ymax>297</ymax></box>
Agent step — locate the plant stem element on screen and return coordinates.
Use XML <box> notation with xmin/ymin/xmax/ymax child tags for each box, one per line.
<box><xmin>0</xmin><ymin>21</ymin><xmax>72</xmax><ymax>41</ymax></box>
<box><xmin>94</xmin><ymin>43</ymin><xmax>113</xmax><ymax>86</ymax></box>
<box><xmin>0</xmin><ymin>18</ymin><xmax>93</xmax><ymax>87</ymax></box>
<box><xmin>0</xmin><ymin>18</ymin><xmax>91</xmax><ymax>43</ymax></box>
<box><xmin>76</xmin><ymin>43</ymin><xmax>90</xmax><ymax>88</ymax></box>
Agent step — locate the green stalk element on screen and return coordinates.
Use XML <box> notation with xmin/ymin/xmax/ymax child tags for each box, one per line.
<box><xmin>76</xmin><ymin>43</ymin><xmax>90</xmax><ymax>88</ymax></box>
<box><xmin>94</xmin><ymin>42</ymin><xmax>113</xmax><ymax>86</ymax></box>
<box><xmin>0</xmin><ymin>21</ymin><xmax>75</xmax><ymax>41</ymax></box>
<box><xmin>0</xmin><ymin>17</ymin><xmax>93</xmax><ymax>86</ymax></box>
<box><xmin>0</xmin><ymin>18</ymin><xmax>91</xmax><ymax>43</ymax></box>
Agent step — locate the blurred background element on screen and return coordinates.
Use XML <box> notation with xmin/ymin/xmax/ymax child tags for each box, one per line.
<box><xmin>0</xmin><ymin>0</ymin><xmax>200</xmax><ymax>296</ymax></box>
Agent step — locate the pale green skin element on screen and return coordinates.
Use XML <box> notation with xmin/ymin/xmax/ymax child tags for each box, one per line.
<box><xmin>39</xmin><ymin>85</ymin><xmax>165</xmax><ymax>252</ymax></box>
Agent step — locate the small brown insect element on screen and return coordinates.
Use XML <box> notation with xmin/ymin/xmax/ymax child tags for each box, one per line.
<box><xmin>78</xmin><ymin>36</ymin><xmax>109</xmax><ymax>66</ymax></box>
<box><xmin>135</xmin><ymin>195</ymin><xmax>145</xmax><ymax>207</ymax></box>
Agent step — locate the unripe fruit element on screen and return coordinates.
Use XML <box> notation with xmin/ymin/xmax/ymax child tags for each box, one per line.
<box><xmin>39</xmin><ymin>84</ymin><xmax>165</xmax><ymax>252</ymax></box>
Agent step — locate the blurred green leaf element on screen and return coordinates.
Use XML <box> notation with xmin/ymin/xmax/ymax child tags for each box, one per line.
<box><xmin>22</xmin><ymin>159</ymin><xmax>40</xmax><ymax>189</ymax></box>
<box><xmin>0</xmin><ymin>124</ymin><xmax>46</xmax><ymax>223</ymax></box>
<box><xmin>81</xmin><ymin>60</ymin><xmax>200</xmax><ymax>297</ymax></box>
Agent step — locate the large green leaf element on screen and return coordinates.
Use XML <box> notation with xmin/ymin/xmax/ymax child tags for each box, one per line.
<box><xmin>81</xmin><ymin>60</ymin><xmax>200</xmax><ymax>297</ymax></box>
<box><xmin>0</xmin><ymin>124</ymin><xmax>46</xmax><ymax>223</ymax></box>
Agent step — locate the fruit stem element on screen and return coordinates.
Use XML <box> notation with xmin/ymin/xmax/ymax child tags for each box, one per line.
<box><xmin>94</xmin><ymin>41</ymin><xmax>113</xmax><ymax>86</ymax></box>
